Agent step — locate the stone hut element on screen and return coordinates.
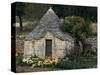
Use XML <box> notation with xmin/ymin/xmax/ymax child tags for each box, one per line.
<box><xmin>24</xmin><ymin>8</ymin><xmax>75</xmax><ymax>58</ymax></box>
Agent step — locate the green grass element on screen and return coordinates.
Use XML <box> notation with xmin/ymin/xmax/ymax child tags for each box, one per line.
<box><xmin>55</xmin><ymin>56</ymin><xmax>97</xmax><ymax>69</ymax></box>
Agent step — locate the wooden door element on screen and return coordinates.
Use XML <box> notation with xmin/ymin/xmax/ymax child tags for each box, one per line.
<box><xmin>45</xmin><ymin>40</ymin><xmax>52</xmax><ymax>58</ymax></box>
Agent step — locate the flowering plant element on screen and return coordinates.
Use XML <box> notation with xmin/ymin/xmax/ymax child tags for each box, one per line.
<box><xmin>22</xmin><ymin>56</ymin><xmax>59</xmax><ymax>67</ymax></box>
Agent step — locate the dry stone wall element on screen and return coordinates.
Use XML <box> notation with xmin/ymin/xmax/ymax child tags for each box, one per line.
<box><xmin>16</xmin><ymin>35</ymin><xmax>25</xmax><ymax>57</ymax></box>
<box><xmin>85</xmin><ymin>36</ymin><xmax>97</xmax><ymax>49</ymax></box>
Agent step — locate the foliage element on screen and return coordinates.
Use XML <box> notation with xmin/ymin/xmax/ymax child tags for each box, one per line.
<box><xmin>82</xmin><ymin>43</ymin><xmax>97</xmax><ymax>56</ymax></box>
<box><xmin>16</xmin><ymin>57</ymin><xmax>23</xmax><ymax>65</ymax></box>
<box><xmin>14</xmin><ymin>2</ymin><xmax>97</xmax><ymax>30</ymax></box>
<box><xmin>18</xmin><ymin>56</ymin><xmax>59</xmax><ymax>67</ymax></box>
<box><xmin>15</xmin><ymin>2</ymin><xmax>49</xmax><ymax>30</ymax></box>
<box><xmin>61</xmin><ymin>16</ymin><xmax>89</xmax><ymax>41</ymax></box>
<box><xmin>15</xmin><ymin>2</ymin><xmax>49</xmax><ymax>21</ymax></box>
<box><xmin>53</xmin><ymin>5</ymin><xmax>97</xmax><ymax>21</ymax></box>
<box><xmin>16</xmin><ymin>2</ymin><xmax>26</xmax><ymax>17</ymax></box>
<box><xmin>15</xmin><ymin>2</ymin><xmax>27</xmax><ymax>30</ymax></box>
<box><xmin>15</xmin><ymin>2</ymin><xmax>97</xmax><ymax>22</ymax></box>
<box><xmin>23</xmin><ymin>3</ymin><xmax>49</xmax><ymax>21</ymax></box>
<box><xmin>56</xmin><ymin>56</ymin><xmax>97</xmax><ymax>69</ymax></box>
<box><xmin>61</xmin><ymin>16</ymin><xmax>97</xmax><ymax>56</ymax></box>
<box><xmin>16</xmin><ymin>55</ymin><xmax>97</xmax><ymax>70</ymax></box>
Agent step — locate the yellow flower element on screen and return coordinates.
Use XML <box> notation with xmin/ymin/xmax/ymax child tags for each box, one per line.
<box><xmin>43</xmin><ymin>59</ymin><xmax>51</xmax><ymax>65</ymax></box>
<box><xmin>38</xmin><ymin>61</ymin><xmax>43</xmax><ymax>66</ymax></box>
<box><xmin>49</xmin><ymin>60</ymin><xmax>53</xmax><ymax>64</ymax></box>
<box><xmin>52</xmin><ymin>58</ymin><xmax>58</xmax><ymax>64</ymax></box>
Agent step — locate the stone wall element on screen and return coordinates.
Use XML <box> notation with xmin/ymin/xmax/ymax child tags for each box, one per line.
<box><xmin>24</xmin><ymin>32</ymin><xmax>75</xmax><ymax>58</ymax></box>
<box><xmin>16</xmin><ymin>35</ymin><xmax>25</xmax><ymax>57</ymax></box>
<box><xmin>16</xmin><ymin>39</ymin><xmax>24</xmax><ymax>56</ymax></box>
<box><xmin>85</xmin><ymin>36</ymin><xmax>97</xmax><ymax>49</ymax></box>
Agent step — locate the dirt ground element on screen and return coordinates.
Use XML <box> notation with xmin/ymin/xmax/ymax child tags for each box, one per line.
<box><xmin>16</xmin><ymin>66</ymin><xmax>50</xmax><ymax>72</ymax></box>
<box><xmin>16</xmin><ymin>65</ymin><xmax>60</xmax><ymax>73</ymax></box>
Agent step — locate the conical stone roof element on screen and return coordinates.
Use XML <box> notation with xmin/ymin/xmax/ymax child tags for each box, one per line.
<box><xmin>26</xmin><ymin>8</ymin><xmax>74</xmax><ymax>42</ymax></box>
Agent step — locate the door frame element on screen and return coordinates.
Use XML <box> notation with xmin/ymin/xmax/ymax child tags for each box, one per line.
<box><xmin>45</xmin><ymin>39</ymin><xmax>52</xmax><ymax>58</ymax></box>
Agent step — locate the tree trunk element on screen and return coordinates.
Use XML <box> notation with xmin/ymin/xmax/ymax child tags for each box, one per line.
<box><xmin>18</xmin><ymin>16</ymin><xmax>23</xmax><ymax>31</ymax></box>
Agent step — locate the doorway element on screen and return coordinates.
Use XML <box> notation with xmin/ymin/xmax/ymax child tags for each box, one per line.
<box><xmin>45</xmin><ymin>39</ymin><xmax>52</xmax><ymax>58</ymax></box>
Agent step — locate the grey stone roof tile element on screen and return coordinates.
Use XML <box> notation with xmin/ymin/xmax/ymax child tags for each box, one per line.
<box><xmin>26</xmin><ymin>8</ymin><xmax>74</xmax><ymax>42</ymax></box>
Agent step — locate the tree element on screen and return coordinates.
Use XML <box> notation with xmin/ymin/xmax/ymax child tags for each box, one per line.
<box><xmin>53</xmin><ymin>5</ymin><xmax>97</xmax><ymax>21</ymax></box>
<box><xmin>16</xmin><ymin>2</ymin><xmax>26</xmax><ymax>30</ymax></box>
<box><xmin>61</xmin><ymin>16</ymin><xmax>89</xmax><ymax>40</ymax></box>
<box><xmin>24</xmin><ymin>3</ymin><xmax>49</xmax><ymax>21</ymax></box>
<box><xmin>61</xmin><ymin>16</ymin><xmax>93</xmax><ymax>56</ymax></box>
<box><xmin>15</xmin><ymin>2</ymin><xmax>50</xmax><ymax>31</ymax></box>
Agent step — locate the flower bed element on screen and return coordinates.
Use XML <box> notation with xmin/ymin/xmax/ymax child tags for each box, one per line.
<box><xmin>21</xmin><ymin>56</ymin><xmax>59</xmax><ymax>68</ymax></box>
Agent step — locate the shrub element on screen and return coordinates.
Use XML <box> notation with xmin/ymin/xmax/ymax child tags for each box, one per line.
<box><xmin>82</xmin><ymin>43</ymin><xmax>97</xmax><ymax>56</ymax></box>
<box><xmin>55</xmin><ymin>56</ymin><xmax>97</xmax><ymax>69</ymax></box>
<box><xmin>61</xmin><ymin>16</ymin><xmax>88</xmax><ymax>40</ymax></box>
<box><xmin>16</xmin><ymin>56</ymin><xmax>23</xmax><ymax>65</ymax></box>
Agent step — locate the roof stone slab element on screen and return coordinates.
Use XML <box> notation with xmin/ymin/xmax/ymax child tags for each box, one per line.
<box><xmin>25</xmin><ymin>8</ymin><xmax>74</xmax><ymax>42</ymax></box>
